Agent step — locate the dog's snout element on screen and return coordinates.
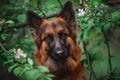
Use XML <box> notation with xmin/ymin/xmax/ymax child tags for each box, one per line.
<box><xmin>50</xmin><ymin>46</ymin><xmax>69</xmax><ymax>61</ymax></box>
<box><xmin>55</xmin><ymin>48</ymin><xmax>65</xmax><ymax>56</ymax></box>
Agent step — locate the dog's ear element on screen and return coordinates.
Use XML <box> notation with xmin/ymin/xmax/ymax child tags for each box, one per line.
<box><xmin>59</xmin><ymin>1</ymin><xmax>75</xmax><ymax>23</ymax></box>
<box><xmin>59</xmin><ymin>1</ymin><xmax>77</xmax><ymax>35</ymax></box>
<box><xmin>26</xmin><ymin>11</ymin><xmax>43</xmax><ymax>39</ymax></box>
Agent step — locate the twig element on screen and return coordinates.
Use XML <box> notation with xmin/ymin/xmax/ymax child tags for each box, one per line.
<box><xmin>0</xmin><ymin>42</ymin><xmax>14</xmax><ymax>57</ymax></box>
<box><xmin>89</xmin><ymin>72</ymin><xmax>92</xmax><ymax>80</ymax></box>
<box><xmin>37</xmin><ymin>0</ymin><xmax>46</xmax><ymax>18</ymax></box>
<box><xmin>58</xmin><ymin>0</ymin><xmax>62</xmax><ymax>8</ymax></box>
<box><xmin>0</xmin><ymin>6</ymin><xmax>81</xmax><ymax>33</ymax></box>
<box><xmin>101</xmin><ymin>28</ymin><xmax>112</xmax><ymax>79</ymax></box>
<box><xmin>83</xmin><ymin>41</ymin><xmax>97</xmax><ymax>80</ymax></box>
<box><xmin>0</xmin><ymin>23</ymin><xmax>27</xmax><ymax>34</ymax></box>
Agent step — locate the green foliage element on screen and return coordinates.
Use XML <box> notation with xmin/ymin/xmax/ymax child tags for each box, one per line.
<box><xmin>17</xmin><ymin>14</ymin><xmax>26</xmax><ymax>23</ymax></box>
<box><xmin>0</xmin><ymin>49</ymin><xmax>54</xmax><ymax>80</ymax></box>
<box><xmin>77</xmin><ymin>0</ymin><xmax>120</xmax><ymax>79</ymax></box>
<box><xmin>21</xmin><ymin>66</ymin><xmax>54</xmax><ymax>80</ymax></box>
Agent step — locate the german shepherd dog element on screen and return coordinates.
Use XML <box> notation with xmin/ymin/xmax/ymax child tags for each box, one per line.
<box><xmin>27</xmin><ymin>1</ymin><xmax>86</xmax><ymax>80</ymax></box>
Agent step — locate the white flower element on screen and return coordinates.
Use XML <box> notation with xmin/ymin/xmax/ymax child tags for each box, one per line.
<box><xmin>78</xmin><ymin>9</ymin><xmax>86</xmax><ymax>17</ymax></box>
<box><xmin>14</xmin><ymin>48</ymin><xmax>27</xmax><ymax>59</ymax></box>
<box><xmin>95</xmin><ymin>5</ymin><xmax>97</xmax><ymax>8</ymax></box>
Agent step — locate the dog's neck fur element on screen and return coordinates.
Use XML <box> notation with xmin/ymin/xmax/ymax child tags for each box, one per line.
<box><xmin>52</xmin><ymin>62</ymin><xmax>85</xmax><ymax>80</ymax></box>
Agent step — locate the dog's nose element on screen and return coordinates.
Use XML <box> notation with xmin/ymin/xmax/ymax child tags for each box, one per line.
<box><xmin>51</xmin><ymin>47</ymin><xmax>69</xmax><ymax>60</ymax></box>
<box><xmin>55</xmin><ymin>48</ymin><xmax>65</xmax><ymax>57</ymax></box>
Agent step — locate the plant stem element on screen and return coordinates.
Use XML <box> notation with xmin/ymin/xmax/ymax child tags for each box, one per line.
<box><xmin>58</xmin><ymin>0</ymin><xmax>62</xmax><ymax>8</ymax></box>
<box><xmin>0</xmin><ymin>42</ymin><xmax>14</xmax><ymax>57</ymax></box>
<box><xmin>83</xmin><ymin>41</ymin><xmax>97</xmax><ymax>80</ymax></box>
<box><xmin>101</xmin><ymin>28</ymin><xmax>112</xmax><ymax>79</ymax></box>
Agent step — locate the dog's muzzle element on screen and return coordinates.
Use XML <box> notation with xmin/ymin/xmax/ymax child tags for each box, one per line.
<box><xmin>49</xmin><ymin>47</ymin><xmax>69</xmax><ymax>61</ymax></box>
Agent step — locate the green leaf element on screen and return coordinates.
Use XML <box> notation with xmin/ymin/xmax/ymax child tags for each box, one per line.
<box><xmin>46</xmin><ymin>74</ymin><xmax>55</xmax><ymax>78</ymax></box>
<box><xmin>83</xmin><ymin>29</ymin><xmax>89</xmax><ymax>42</ymax></box>
<box><xmin>20</xmin><ymin>58</ymin><xmax>27</xmax><ymax>64</ymax></box>
<box><xmin>81</xmin><ymin>54</ymin><xmax>87</xmax><ymax>61</ymax></box>
<box><xmin>5</xmin><ymin>20</ymin><xmax>14</xmax><ymax>24</ymax></box>
<box><xmin>9</xmin><ymin>48</ymin><xmax>14</xmax><ymax>53</ymax></box>
<box><xmin>27</xmin><ymin>58</ymin><xmax>33</xmax><ymax>66</ymax></box>
<box><xmin>111</xmin><ymin>11</ymin><xmax>120</xmax><ymax>19</ymax></box>
<box><xmin>37</xmin><ymin>66</ymin><xmax>49</xmax><ymax>73</ymax></box>
<box><xmin>8</xmin><ymin>64</ymin><xmax>18</xmax><ymax>73</ymax></box>
<box><xmin>84</xmin><ymin>17</ymin><xmax>89</xmax><ymax>22</ymax></box>
<box><xmin>19</xmin><ymin>67</ymin><xmax>30</xmax><ymax>76</ymax></box>
<box><xmin>21</xmin><ymin>70</ymin><xmax>38</xmax><ymax>80</ymax></box>
<box><xmin>104</xmin><ymin>22</ymin><xmax>111</xmax><ymax>31</ymax></box>
<box><xmin>100</xmin><ymin>22</ymin><xmax>105</xmax><ymax>27</ymax></box>
<box><xmin>1</xmin><ymin>33</ymin><xmax>8</xmax><ymax>40</ymax></box>
<box><xmin>13</xmin><ymin>67</ymin><xmax>23</xmax><ymax>76</ymax></box>
<box><xmin>24</xmin><ymin>0</ymin><xmax>29</xmax><ymax>3</ymax></box>
<box><xmin>96</xmin><ymin>12</ymin><xmax>102</xmax><ymax>17</ymax></box>
<box><xmin>23</xmin><ymin>64</ymin><xmax>31</xmax><ymax>69</ymax></box>
<box><xmin>17</xmin><ymin>14</ymin><xmax>26</xmax><ymax>23</ymax></box>
<box><xmin>32</xmin><ymin>0</ymin><xmax>39</xmax><ymax>7</ymax></box>
<box><xmin>4</xmin><ymin>59</ymin><xmax>13</xmax><ymax>65</ymax></box>
<box><xmin>87</xmin><ymin>19</ymin><xmax>94</xmax><ymax>29</ymax></box>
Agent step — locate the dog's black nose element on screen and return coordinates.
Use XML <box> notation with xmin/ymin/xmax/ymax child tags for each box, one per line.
<box><xmin>53</xmin><ymin>48</ymin><xmax>69</xmax><ymax>60</ymax></box>
<box><xmin>50</xmin><ymin>47</ymin><xmax>69</xmax><ymax>61</ymax></box>
<box><xmin>55</xmin><ymin>48</ymin><xmax>65</xmax><ymax>57</ymax></box>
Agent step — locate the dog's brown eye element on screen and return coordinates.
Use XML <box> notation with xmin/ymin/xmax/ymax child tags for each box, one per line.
<box><xmin>44</xmin><ymin>34</ymin><xmax>53</xmax><ymax>42</ymax></box>
<box><xmin>59</xmin><ymin>30</ymin><xmax>67</xmax><ymax>40</ymax></box>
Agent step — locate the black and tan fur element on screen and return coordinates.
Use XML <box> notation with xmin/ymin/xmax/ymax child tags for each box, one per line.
<box><xmin>27</xmin><ymin>1</ymin><xmax>86</xmax><ymax>80</ymax></box>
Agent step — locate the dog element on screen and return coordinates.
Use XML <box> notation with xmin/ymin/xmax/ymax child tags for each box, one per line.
<box><xmin>27</xmin><ymin>1</ymin><xmax>86</xmax><ymax>80</ymax></box>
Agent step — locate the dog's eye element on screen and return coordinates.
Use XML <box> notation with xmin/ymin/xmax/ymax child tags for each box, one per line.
<box><xmin>59</xmin><ymin>30</ymin><xmax>67</xmax><ymax>40</ymax></box>
<box><xmin>44</xmin><ymin>34</ymin><xmax>53</xmax><ymax>42</ymax></box>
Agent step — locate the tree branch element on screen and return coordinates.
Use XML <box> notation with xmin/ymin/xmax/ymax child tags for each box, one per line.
<box><xmin>58</xmin><ymin>0</ymin><xmax>62</xmax><ymax>8</ymax></box>
<box><xmin>101</xmin><ymin>28</ymin><xmax>112</xmax><ymax>79</ymax></box>
<box><xmin>0</xmin><ymin>42</ymin><xmax>14</xmax><ymax>57</ymax></box>
<box><xmin>83</xmin><ymin>41</ymin><xmax>97</xmax><ymax>80</ymax></box>
<box><xmin>0</xmin><ymin>23</ymin><xmax>27</xmax><ymax>34</ymax></box>
<box><xmin>0</xmin><ymin>6</ymin><xmax>81</xmax><ymax>33</ymax></box>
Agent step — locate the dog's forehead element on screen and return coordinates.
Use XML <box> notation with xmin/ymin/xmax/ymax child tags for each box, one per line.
<box><xmin>42</xmin><ymin>17</ymin><xmax>65</xmax><ymax>27</ymax></box>
<box><xmin>41</xmin><ymin>17</ymin><xmax>67</xmax><ymax>33</ymax></box>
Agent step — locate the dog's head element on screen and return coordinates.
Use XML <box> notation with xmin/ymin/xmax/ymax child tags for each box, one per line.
<box><xmin>27</xmin><ymin>1</ymin><xmax>78</xmax><ymax>62</ymax></box>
